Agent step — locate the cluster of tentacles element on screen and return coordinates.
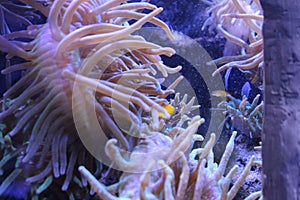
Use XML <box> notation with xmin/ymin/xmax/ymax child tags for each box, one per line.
<box><xmin>0</xmin><ymin>0</ymin><xmax>262</xmax><ymax>199</ymax></box>
<box><xmin>79</xmin><ymin>94</ymin><xmax>262</xmax><ymax>200</ymax></box>
<box><xmin>213</xmin><ymin>93</ymin><xmax>263</xmax><ymax>138</ymax></box>
<box><xmin>0</xmin><ymin>0</ymin><xmax>47</xmax><ymax>35</ymax></box>
<box><xmin>202</xmin><ymin>0</ymin><xmax>264</xmax><ymax>87</ymax></box>
<box><xmin>200</xmin><ymin>0</ymin><xmax>264</xmax><ymax>140</ymax></box>
<box><xmin>0</xmin><ymin>0</ymin><xmax>182</xmax><ymax>198</ymax></box>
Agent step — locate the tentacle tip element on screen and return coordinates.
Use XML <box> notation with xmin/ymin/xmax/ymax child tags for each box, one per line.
<box><xmin>61</xmin><ymin>184</ymin><xmax>68</xmax><ymax>191</ymax></box>
<box><xmin>157</xmin><ymin>7</ymin><xmax>164</xmax><ymax>12</ymax></box>
<box><xmin>210</xmin><ymin>133</ymin><xmax>216</xmax><ymax>140</ymax></box>
<box><xmin>157</xmin><ymin>160</ymin><xmax>165</xmax><ymax>168</ymax></box>
<box><xmin>232</xmin><ymin>131</ymin><xmax>237</xmax><ymax>137</ymax></box>
<box><xmin>78</xmin><ymin>166</ymin><xmax>85</xmax><ymax>172</ymax></box>
<box><xmin>106</xmin><ymin>138</ymin><xmax>118</xmax><ymax>148</ymax></box>
<box><xmin>60</xmin><ymin>169</ymin><xmax>66</xmax><ymax>175</ymax></box>
<box><xmin>212</xmin><ymin>71</ymin><xmax>218</xmax><ymax>77</ymax></box>
<box><xmin>200</xmin><ymin>118</ymin><xmax>205</xmax><ymax>123</ymax></box>
<box><xmin>110</xmin><ymin>138</ymin><xmax>118</xmax><ymax>144</ymax></box>
<box><xmin>21</xmin><ymin>157</ymin><xmax>29</xmax><ymax>163</ymax></box>
<box><xmin>168</xmin><ymin>48</ymin><xmax>176</xmax><ymax>55</ymax></box>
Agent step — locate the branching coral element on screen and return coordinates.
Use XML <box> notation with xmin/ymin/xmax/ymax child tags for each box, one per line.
<box><xmin>202</xmin><ymin>0</ymin><xmax>263</xmax><ymax>86</ymax></box>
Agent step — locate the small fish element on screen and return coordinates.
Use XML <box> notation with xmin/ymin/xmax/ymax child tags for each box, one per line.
<box><xmin>241</xmin><ymin>81</ymin><xmax>252</xmax><ymax>98</ymax></box>
<box><xmin>158</xmin><ymin>104</ymin><xmax>175</xmax><ymax>118</ymax></box>
<box><xmin>211</xmin><ymin>90</ymin><xmax>230</xmax><ymax>97</ymax></box>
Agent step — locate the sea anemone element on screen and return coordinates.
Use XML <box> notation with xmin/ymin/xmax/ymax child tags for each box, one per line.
<box><xmin>78</xmin><ymin>94</ymin><xmax>262</xmax><ymax>199</ymax></box>
<box><xmin>79</xmin><ymin>126</ymin><xmax>261</xmax><ymax>199</ymax></box>
<box><xmin>0</xmin><ymin>0</ymin><xmax>262</xmax><ymax>199</ymax></box>
<box><xmin>213</xmin><ymin>92</ymin><xmax>263</xmax><ymax>138</ymax></box>
<box><xmin>202</xmin><ymin>0</ymin><xmax>264</xmax><ymax>86</ymax></box>
<box><xmin>0</xmin><ymin>0</ymin><xmax>181</xmax><ymax>198</ymax></box>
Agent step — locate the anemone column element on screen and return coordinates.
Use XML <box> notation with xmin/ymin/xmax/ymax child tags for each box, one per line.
<box><xmin>262</xmin><ymin>0</ymin><xmax>300</xmax><ymax>199</ymax></box>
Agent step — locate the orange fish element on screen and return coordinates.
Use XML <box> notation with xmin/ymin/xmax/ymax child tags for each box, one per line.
<box><xmin>158</xmin><ymin>104</ymin><xmax>175</xmax><ymax>118</ymax></box>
